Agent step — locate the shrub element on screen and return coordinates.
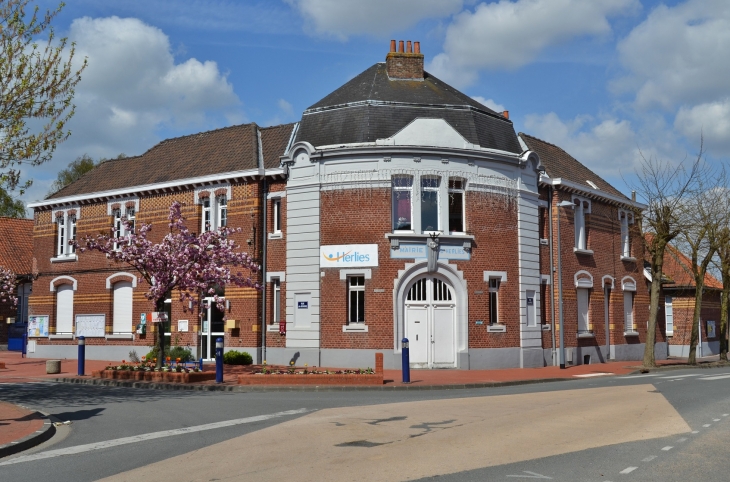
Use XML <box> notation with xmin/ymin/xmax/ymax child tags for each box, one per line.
<box><xmin>144</xmin><ymin>346</ymin><xmax>193</xmax><ymax>363</ymax></box>
<box><xmin>223</xmin><ymin>350</ymin><xmax>253</xmax><ymax>365</ymax></box>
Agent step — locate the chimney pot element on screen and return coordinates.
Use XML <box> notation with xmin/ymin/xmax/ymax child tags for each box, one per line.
<box><xmin>386</xmin><ymin>40</ymin><xmax>424</xmax><ymax>80</ymax></box>
<box><xmin>502</xmin><ymin>110</ymin><xmax>509</xmax><ymax>119</ymax></box>
<box><xmin>406</xmin><ymin>41</ymin><xmax>412</xmax><ymax>53</ymax></box>
<box><xmin>390</xmin><ymin>40</ymin><xmax>396</xmax><ymax>52</ymax></box>
<box><xmin>414</xmin><ymin>41</ymin><xmax>420</xmax><ymax>53</ymax></box>
<box><xmin>398</xmin><ymin>40</ymin><xmax>404</xmax><ymax>53</ymax></box>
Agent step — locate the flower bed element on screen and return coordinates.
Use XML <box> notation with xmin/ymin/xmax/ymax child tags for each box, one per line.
<box><xmin>92</xmin><ymin>369</ymin><xmax>215</xmax><ymax>383</ymax></box>
<box><xmin>238</xmin><ymin>353</ymin><xmax>384</xmax><ymax>386</ymax></box>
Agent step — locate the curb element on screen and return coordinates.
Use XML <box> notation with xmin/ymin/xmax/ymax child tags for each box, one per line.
<box><xmin>0</xmin><ymin>412</ymin><xmax>56</xmax><ymax>459</ymax></box>
<box><xmin>53</xmin><ymin>376</ymin><xmax>577</xmax><ymax>392</ymax></box>
<box><xmin>628</xmin><ymin>362</ymin><xmax>730</xmax><ymax>375</ymax></box>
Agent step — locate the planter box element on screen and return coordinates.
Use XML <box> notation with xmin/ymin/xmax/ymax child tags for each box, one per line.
<box><xmin>238</xmin><ymin>373</ymin><xmax>383</xmax><ymax>386</ymax></box>
<box><xmin>91</xmin><ymin>370</ymin><xmax>216</xmax><ymax>383</ymax></box>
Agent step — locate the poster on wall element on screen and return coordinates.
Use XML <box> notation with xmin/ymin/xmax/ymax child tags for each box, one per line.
<box><xmin>27</xmin><ymin>315</ymin><xmax>49</xmax><ymax>337</ymax></box>
<box><xmin>76</xmin><ymin>314</ymin><xmax>106</xmax><ymax>337</ymax></box>
<box><xmin>707</xmin><ymin>320</ymin><xmax>716</xmax><ymax>338</ymax></box>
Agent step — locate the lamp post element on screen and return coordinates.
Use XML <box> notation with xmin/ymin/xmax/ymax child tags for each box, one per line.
<box><xmin>556</xmin><ymin>200</ymin><xmax>575</xmax><ymax>369</ymax></box>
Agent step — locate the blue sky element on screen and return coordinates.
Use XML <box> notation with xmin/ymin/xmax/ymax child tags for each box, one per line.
<box><xmin>22</xmin><ymin>0</ymin><xmax>730</xmax><ymax>206</ymax></box>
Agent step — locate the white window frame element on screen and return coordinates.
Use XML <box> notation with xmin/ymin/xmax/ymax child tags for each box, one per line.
<box><xmin>347</xmin><ymin>275</ymin><xmax>365</xmax><ymax>324</ymax></box>
<box><xmin>448</xmin><ymin>177</ymin><xmax>466</xmax><ymax>234</ymax></box>
<box><xmin>269</xmin><ymin>197</ymin><xmax>282</xmax><ymax>239</ymax></box>
<box><xmin>624</xmin><ymin>291</ymin><xmax>635</xmax><ymax>335</ymax></box>
<box><xmin>619</xmin><ymin>209</ymin><xmax>635</xmax><ymax>260</ymax></box>
<box><xmin>196</xmin><ymin>186</ymin><xmax>231</xmax><ymax>233</ymax></box>
<box><xmin>577</xmin><ymin>288</ymin><xmax>591</xmax><ymax>336</ymax></box>
<box><xmin>571</xmin><ymin>196</ymin><xmax>592</xmax><ymax>253</ymax></box>
<box><xmin>392</xmin><ymin>175</ymin><xmax>414</xmax><ymax>233</ymax></box>
<box><xmin>201</xmin><ymin>197</ymin><xmax>212</xmax><ymax>232</ymax></box>
<box><xmin>420</xmin><ymin>176</ymin><xmax>441</xmax><ymax>234</ymax></box>
<box><xmin>52</xmin><ymin>209</ymin><xmax>79</xmax><ymax>261</ymax></box>
<box><xmin>272</xmin><ymin>278</ymin><xmax>281</xmax><ymax>324</ymax></box>
<box><xmin>665</xmin><ymin>295</ymin><xmax>674</xmax><ymax>336</ymax></box>
<box><xmin>217</xmin><ymin>194</ymin><xmax>227</xmax><ymax>228</ymax></box>
<box><xmin>488</xmin><ymin>277</ymin><xmax>501</xmax><ymax>325</ymax></box>
<box><xmin>113</xmin><ymin>208</ymin><xmax>135</xmax><ymax>251</ymax></box>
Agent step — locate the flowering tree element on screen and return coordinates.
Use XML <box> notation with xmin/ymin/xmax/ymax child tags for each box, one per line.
<box><xmin>73</xmin><ymin>201</ymin><xmax>260</xmax><ymax>368</ymax></box>
<box><xmin>0</xmin><ymin>267</ymin><xmax>17</xmax><ymax>305</ymax></box>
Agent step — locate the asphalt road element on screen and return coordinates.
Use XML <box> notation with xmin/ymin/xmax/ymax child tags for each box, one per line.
<box><xmin>0</xmin><ymin>367</ymin><xmax>728</xmax><ymax>481</ymax></box>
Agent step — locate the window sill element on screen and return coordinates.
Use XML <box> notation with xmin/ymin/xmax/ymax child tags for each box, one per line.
<box><xmin>51</xmin><ymin>255</ymin><xmax>77</xmax><ymax>263</ymax></box>
<box><xmin>268</xmin><ymin>232</ymin><xmax>283</xmax><ymax>240</ymax></box>
<box><xmin>487</xmin><ymin>324</ymin><xmax>506</xmax><ymax>333</ymax></box>
<box><xmin>539</xmin><ymin>239</ymin><xmax>549</xmax><ymax>245</ymax></box>
<box><xmin>573</xmin><ymin>248</ymin><xmax>594</xmax><ymax>256</ymax></box>
<box><xmin>577</xmin><ymin>332</ymin><xmax>595</xmax><ymax>339</ymax></box>
<box><xmin>620</xmin><ymin>256</ymin><xmax>637</xmax><ymax>262</ymax></box>
<box><xmin>624</xmin><ymin>331</ymin><xmax>640</xmax><ymax>337</ymax></box>
<box><xmin>267</xmin><ymin>325</ymin><xmax>281</xmax><ymax>332</ymax></box>
<box><xmin>343</xmin><ymin>324</ymin><xmax>368</xmax><ymax>332</ymax></box>
<box><xmin>542</xmin><ymin>324</ymin><xmax>551</xmax><ymax>331</ymax></box>
<box><xmin>386</xmin><ymin>233</ymin><xmax>475</xmax><ymax>241</ymax></box>
<box><xmin>106</xmin><ymin>333</ymin><xmax>134</xmax><ymax>340</ymax></box>
<box><xmin>49</xmin><ymin>334</ymin><xmax>74</xmax><ymax>339</ymax></box>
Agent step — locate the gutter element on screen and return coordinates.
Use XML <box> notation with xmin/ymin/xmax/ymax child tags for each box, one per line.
<box><xmin>541</xmin><ymin>176</ymin><xmax>647</xmax><ymax>210</ymax></box>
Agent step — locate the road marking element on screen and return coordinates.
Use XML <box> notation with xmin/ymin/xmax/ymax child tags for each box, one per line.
<box><xmin>676</xmin><ymin>438</ymin><xmax>687</xmax><ymax>442</ymax></box>
<box><xmin>0</xmin><ymin>408</ymin><xmax>310</xmax><ymax>466</ymax></box>
<box><xmin>698</xmin><ymin>374</ymin><xmax>730</xmax><ymax>381</ymax></box>
<box><xmin>642</xmin><ymin>455</ymin><xmax>657</xmax><ymax>462</ymax></box>
<box><xmin>573</xmin><ymin>373</ymin><xmax>613</xmax><ymax>378</ymax></box>
<box><xmin>620</xmin><ymin>467</ymin><xmax>637</xmax><ymax>474</ymax></box>
<box><xmin>723</xmin><ymin>414</ymin><xmax>729</xmax><ymax>417</ymax></box>
<box><xmin>703</xmin><ymin>424</ymin><xmax>712</xmax><ymax>427</ymax></box>
<box><xmin>692</xmin><ymin>431</ymin><xmax>699</xmax><ymax>434</ymax></box>
<box><xmin>506</xmin><ymin>471</ymin><xmax>552</xmax><ymax>479</ymax></box>
<box><xmin>661</xmin><ymin>446</ymin><xmax>673</xmax><ymax>451</ymax></box>
<box><xmin>658</xmin><ymin>374</ymin><xmax>702</xmax><ymax>379</ymax></box>
<box><xmin>713</xmin><ymin>419</ymin><xmax>721</xmax><ymax>422</ymax></box>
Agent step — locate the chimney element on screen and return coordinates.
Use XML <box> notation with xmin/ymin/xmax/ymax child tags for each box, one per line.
<box><xmin>502</xmin><ymin>110</ymin><xmax>509</xmax><ymax>119</ymax></box>
<box><xmin>386</xmin><ymin>39</ymin><xmax>424</xmax><ymax>80</ymax></box>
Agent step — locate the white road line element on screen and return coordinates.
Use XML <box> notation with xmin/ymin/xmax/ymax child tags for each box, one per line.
<box><xmin>676</xmin><ymin>438</ymin><xmax>687</xmax><ymax>443</ymax></box>
<box><xmin>692</xmin><ymin>431</ymin><xmax>699</xmax><ymax>434</ymax></box>
<box><xmin>698</xmin><ymin>374</ymin><xmax>730</xmax><ymax>381</ymax></box>
<box><xmin>703</xmin><ymin>424</ymin><xmax>712</xmax><ymax>427</ymax></box>
<box><xmin>723</xmin><ymin>414</ymin><xmax>729</xmax><ymax>417</ymax></box>
<box><xmin>506</xmin><ymin>471</ymin><xmax>552</xmax><ymax>479</ymax></box>
<box><xmin>713</xmin><ymin>419</ymin><xmax>721</xmax><ymax>422</ymax></box>
<box><xmin>620</xmin><ymin>467</ymin><xmax>637</xmax><ymax>474</ymax></box>
<box><xmin>642</xmin><ymin>455</ymin><xmax>657</xmax><ymax>462</ymax></box>
<box><xmin>658</xmin><ymin>374</ymin><xmax>702</xmax><ymax>379</ymax></box>
<box><xmin>573</xmin><ymin>373</ymin><xmax>613</xmax><ymax>378</ymax></box>
<box><xmin>661</xmin><ymin>446</ymin><xmax>673</xmax><ymax>451</ymax></box>
<box><xmin>0</xmin><ymin>408</ymin><xmax>310</xmax><ymax>466</ymax></box>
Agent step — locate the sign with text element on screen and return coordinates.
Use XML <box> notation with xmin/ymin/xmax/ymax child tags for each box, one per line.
<box><xmin>27</xmin><ymin>315</ymin><xmax>49</xmax><ymax>337</ymax></box>
<box><xmin>391</xmin><ymin>242</ymin><xmax>471</xmax><ymax>260</ymax></box>
<box><xmin>76</xmin><ymin>314</ymin><xmax>106</xmax><ymax>337</ymax></box>
<box><xmin>320</xmin><ymin>244</ymin><xmax>378</xmax><ymax>268</ymax></box>
<box><xmin>707</xmin><ymin>320</ymin><xmax>716</xmax><ymax>338</ymax></box>
<box><xmin>298</xmin><ymin>301</ymin><xmax>309</xmax><ymax>309</ymax></box>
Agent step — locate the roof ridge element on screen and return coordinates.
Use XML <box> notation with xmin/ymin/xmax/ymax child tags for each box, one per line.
<box><xmin>260</xmin><ymin>122</ymin><xmax>297</xmax><ymax>131</ymax></box>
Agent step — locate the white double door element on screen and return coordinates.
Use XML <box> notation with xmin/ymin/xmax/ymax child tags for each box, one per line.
<box><xmin>405</xmin><ymin>277</ymin><xmax>456</xmax><ymax>368</ymax></box>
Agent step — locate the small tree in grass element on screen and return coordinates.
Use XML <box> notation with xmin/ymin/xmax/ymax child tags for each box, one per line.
<box><xmin>73</xmin><ymin>201</ymin><xmax>260</xmax><ymax>368</ymax></box>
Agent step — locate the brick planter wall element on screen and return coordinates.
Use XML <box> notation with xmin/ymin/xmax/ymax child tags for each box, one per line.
<box><xmin>92</xmin><ymin>370</ymin><xmax>216</xmax><ymax>383</ymax></box>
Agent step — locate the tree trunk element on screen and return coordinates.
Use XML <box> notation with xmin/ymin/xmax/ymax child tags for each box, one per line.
<box><xmin>720</xmin><ymin>278</ymin><xmax>728</xmax><ymax>362</ymax></box>
<box><xmin>643</xmin><ymin>248</ymin><xmax>665</xmax><ymax>368</ymax></box>
<box><xmin>687</xmin><ymin>278</ymin><xmax>705</xmax><ymax>365</ymax></box>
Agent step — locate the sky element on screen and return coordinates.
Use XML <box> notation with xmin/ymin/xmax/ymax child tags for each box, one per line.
<box><xmin>18</xmin><ymin>0</ymin><xmax>730</xmax><ymax>209</ymax></box>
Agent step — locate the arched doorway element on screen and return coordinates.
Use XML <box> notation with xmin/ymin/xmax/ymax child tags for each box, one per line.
<box><xmin>404</xmin><ymin>276</ymin><xmax>456</xmax><ymax>368</ymax></box>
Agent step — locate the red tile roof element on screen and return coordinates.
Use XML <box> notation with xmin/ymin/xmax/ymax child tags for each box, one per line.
<box><xmin>646</xmin><ymin>235</ymin><xmax>722</xmax><ymax>290</ymax></box>
<box><xmin>0</xmin><ymin>217</ymin><xmax>33</xmax><ymax>275</ymax></box>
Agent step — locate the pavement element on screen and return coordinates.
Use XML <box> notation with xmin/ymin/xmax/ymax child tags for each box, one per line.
<box><xmin>0</xmin><ymin>348</ymin><xmax>726</xmax><ymax>459</ymax></box>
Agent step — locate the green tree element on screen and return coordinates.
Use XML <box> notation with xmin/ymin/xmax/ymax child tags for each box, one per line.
<box><xmin>0</xmin><ymin>187</ymin><xmax>25</xmax><ymax>217</ymax></box>
<box><xmin>0</xmin><ymin>0</ymin><xmax>86</xmax><ymax>194</ymax></box>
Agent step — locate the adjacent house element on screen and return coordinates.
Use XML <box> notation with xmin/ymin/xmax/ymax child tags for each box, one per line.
<box><xmin>26</xmin><ymin>41</ymin><xmax>656</xmax><ymax>368</ymax></box>
<box><xmin>0</xmin><ymin>217</ymin><xmax>34</xmax><ymax>349</ymax></box>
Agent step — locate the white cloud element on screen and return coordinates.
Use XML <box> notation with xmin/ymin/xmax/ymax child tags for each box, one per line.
<box><xmin>524</xmin><ymin>112</ymin><xmax>640</xmax><ymax>177</ymax></box>
<box><xmin>428</xmin><ymin>0</ymin><xmax>639</xmax><ymax>87</ymax></box>
<box><xmin>286</xmin><ymin>0</ymin><xmax>463</xmax><ymax>40</ymax></box>
<box><xmin>614</xmin><ymin>0</ymin><xmax>730</xmax><ymax>109</ymax></box>
<box><xmin>19</xmin><ymin>16</ymin><xmax>241</xmax><ymax>205</ymax></box>
<box><xmin>263</xmin><ymin>99</ymin><xmax>298</xmax><ymax>127</ymax></box>
<box><xmin>471</xmin><ymin>96</ymin><xmax>505</xmax><ymax>113</ymax></box>
<box><xmin>278</xmin><ymin>99</ymin><xmax>294</xmax><ymax>117</ymax></box>
<box><xmin>674</xmin><ymin>99</ymin><xmax>730</xmax><ymax>153</ymax></box>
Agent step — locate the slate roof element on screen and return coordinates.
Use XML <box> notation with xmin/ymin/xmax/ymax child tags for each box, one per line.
<box><xmin>295</xmin><ymin>63</ymin><xmax>522</xmax><ymax>153</ymax></box>
<box><xmin>519</xmin><ymin>133</ymin><xmax>627</xmax><ymax>199</ymax></box>
<box><xmin>0</xmin><ymin>217</ymin><xmax>33</xmax><ymax>275</ymax></box>
<box><xmin>47</xmin><ymin>123</ymin><xmax>296</xmax><ymax>200</ymax></box>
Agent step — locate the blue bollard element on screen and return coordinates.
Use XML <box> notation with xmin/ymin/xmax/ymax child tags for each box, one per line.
<box><xmin>215</xmin><ymin>337</ymin><xmax>224</xmax><ymax>383</ymax></box>
<box><xmin>78</xmin><ymin>336</ymin><xmax>86</xmax><ymax>376</ymax></box>
<box><xmin>402</xmin><ymin>338</ymin><xmax>410</xmax><ymax>383</ymax></box>
<box><xmin>199</xmin><ymin>357</ymin><xmax>203</xmax><ymax>371</ymax></box>
<box><xmin>21</xmin><ymin>332</ymin><xmax>27</xmax><ymax>358</ymax></box>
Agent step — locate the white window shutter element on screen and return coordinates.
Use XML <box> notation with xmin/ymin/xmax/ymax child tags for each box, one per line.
<box><xmin>113</xmin><ymin>281</ymin><xmax>134</xmax><ymax>333</ymax></box>
<box><xmin>56</xmin><ymin>284</ymin><xmax>74</xmax><ymax>334</ymax></box>
<box><xmin>665</xmin><ymin>296</ymin><xmax>674</xmax><ymax>336</ymax></box>
<box><xmin>624</xmin><ymin>291</ymin><xmax>634</xmax><ymax>332</ymax></box>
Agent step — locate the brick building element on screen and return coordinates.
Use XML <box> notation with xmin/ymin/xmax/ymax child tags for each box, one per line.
<box><xmin>26</xmin><ymin>41</ymin><xmax>655</xmax><ymax>368</ymax></box>
<box><xmin>647</xmin><ymin>240</ymin><xmax>723</xmax><ymax>358</ymax></box>
<box><xmin>0</xmin><ymin>217</ymin><xmax>34</xmax><ymax>348</ymax></box>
